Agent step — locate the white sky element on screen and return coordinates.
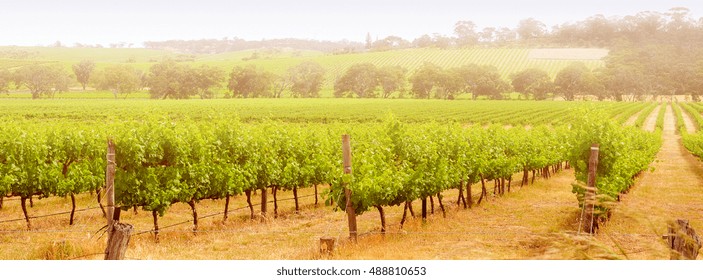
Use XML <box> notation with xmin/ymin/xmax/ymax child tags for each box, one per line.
<box><xmin>0</xmin><ymin>0</ymin><xmax>700</xmax><ymax>46</ymax></box>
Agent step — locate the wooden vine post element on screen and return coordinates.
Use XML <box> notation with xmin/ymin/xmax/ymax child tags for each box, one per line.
<box><xmin>104</xmin><ymin>138</ymin><xmax>133</xmax><ymax>260</ymax></box>
<box><xmin>106</xmin><ymin>139</ymin><xmax>116</xmax><ymax>234</ymax></box>
<box><xmin>581</xmin><ymin>144</ymin><xmax>599</xmax><ymax>234</ymax></box>
<box><xmin>662</xmin><ymin>219</ymin><xmax>701</xmax><ymax>260</ymax></box>
<box><xmin>342</xmin><ymin>135</ymin><xmax>357</xmax><ymax>242</ymax></box>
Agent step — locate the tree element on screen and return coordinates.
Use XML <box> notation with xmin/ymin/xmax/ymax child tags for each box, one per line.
<box><xmin>413</xmin><ymin>34</ymin><xmax>434</xmax><ymax>48</ymax></box>
<box><xmin>495</xmin><ymin>27</ymin><xmax>518</xmax><ymax>45</ymax></box>
<box><xmin>227</xmin><ymin>65</ymin><xmax>273</xmax><ymax>98</ymax></box>
<box><xmin>93</xmin><ymin>65</ymin><xmax>141</xmax><ymax>99</ymax></box>
<box><xmin>472</xmin><ymin>66</ymin><xmax>511</xmax><ymax>99</ymax></box>
<box><xmin>479</xmin><ymin>27</ymin><xmax>496</xmax><ymax>43</ymax></box>
<box><xmin>146</xmin><ymin>59</ymin><xmax>187</xmax><ymax>99</ymax></box>
<box><xmin>435</xmin><ymin>69</ymin><xmax>463</xmax><ymax>99</ymax></box>
<box><xmin>598</xmin><ymin>65</ymin><xmax>643</xmax><ymax>101</ymax></box>
<box><xmin>14</xmin><ymin>64</ymin><xmax>71</xmax><ymax>99</ymax></box>
<box><xmin>582</xmin><ymin>15</ymin><xmax>617</xmax><ymax>46</ymax></box>
<box><xmin>365</xmin><ymin>32</ymin><xmax>373</xmax><ymax>49</ymax></box>
<box><xmin>288</xmin><ymin>61</ymin><xmax>325</xmax><ymax>98</ymax></box>
<box><xmin>453</xmin><ymin>64</ymin><xmax>510</xmax><ymax>99</ymax></box>
<box><xmin>692</xmin><ymin>69</ymin><xmax>703</xmax><ymax>101</ymax></box>
<box><xmin>192</xmin><ymin>65</ymin><xmax>224</xmax><ymax>99</ymax></box>
<box><xmin>146</xmin><ymin>59</ymin><xmax>223</xmax><ymax>99</ymax></box>
<box><xmin>376</xmin><ymin>66</ymin><xmax>407</xmax><ymax>98</ymax></box>
<box><xmin>0</xmin><ymin>69</ymin><xmax>11</xmax><ymax>94</ymax></box>
<box><xmin>454</xmin><ymin>21</ymin><xmax>479</xmax><ymax>46</ymax></box>
<box><xmin>511</xmin><ymin>68</ymin><xmax>554</xmax><ymax>100</ymax></box>
<box><xmin>334</xmin><ymin>63</ymin><xmax>379</xmax><ymax>98</ymax></box>
<box><xmin>271</xmin><ymin>74</ymin><xmax>292</xmax><ymax>98</ymax></box>
<box><xmin>72</xmin><ymin>60</ymin><xmax>95</xmax><ymax>91</ymax></box>
<box><xmin>410</xmin><ymin>62</ymin><xmax>442</xmax><ymax>99</ymax></box>
<box><xmin>452</xmin><ymin>64</ymin><xmax>483</xmax><ymax>97</ymax></box>
<box><xmin>371</xmin><ymin>36</ymin><xmax>411</xmax><ymax>51</ymax></box>
<box><xmin>517</xmin><ymin>18</ymin><xmax>546</xmax><ymax>41</ymax></box>
<box><xmin>554</xmin><ymin>62</ymin><xmax>598</xmax><ymax>101</ymax></box>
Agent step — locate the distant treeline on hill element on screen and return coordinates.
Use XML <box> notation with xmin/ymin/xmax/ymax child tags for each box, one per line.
<box><xmin>141</xmin><ymin>7</ymin><xmax>702</xmax><ymax>54</ymax></box>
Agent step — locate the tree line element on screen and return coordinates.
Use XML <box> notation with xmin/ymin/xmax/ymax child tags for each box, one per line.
<box><xmin>2</xmin><ymin>49</ymin><xmax>701</xmax><ymax>100</ymax></box>
<box><xmin>136</xmin><ymin>8</ymin><xmax>702</xmax><ymax>54</ymax></box>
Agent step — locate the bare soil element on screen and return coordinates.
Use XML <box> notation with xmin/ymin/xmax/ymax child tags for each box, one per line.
<box><xmin>643</xmin><ymin>104</ymin><xmax>660</xmax><ymax>132</ymax></box>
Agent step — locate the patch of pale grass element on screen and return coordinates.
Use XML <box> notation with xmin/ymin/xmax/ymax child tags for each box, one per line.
<box><xmin>528</xmin><ymin>48</ymin><xmax>609</xmax><ymax>60</ymax></box>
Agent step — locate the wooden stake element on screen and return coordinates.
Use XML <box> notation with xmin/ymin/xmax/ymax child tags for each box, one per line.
<box><xmin>581</xmin><ymin>144</ymin><xmax>599</xmax><ymax>234</ymax></box>
<box><xmin>103</xmin><ymin>140</ymin><xmax>134</xmax><ymax>260</ymax></box>
<box><xmin>342</xmin><ymin>134</ymin><xmax>357</xmax><ymax>241</ymax></box>
<box><xmin>320</xmin><ymin>237</ymin><xmax>335</xmax><ymax>255</ymax></box>
<box><xmin>662</xmin><ymin>219</ymin><xmax>702</xmax><ymax>260</ymax></box>
<box><xmin>105</xmin><ymin>222</ymin><xmax>133</xmax><ymax>260</ymax></box>
<box><xmin>106</xmin><ymin>139</ymin><xmax>116</xmax><ymax>232</ymax></box>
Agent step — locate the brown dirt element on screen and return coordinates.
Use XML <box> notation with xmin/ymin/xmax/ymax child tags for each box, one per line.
<box><xmin>680</xmin><ymin>103</ymin><xmax>698</xmax><ymax>134</ymax></box>
<box><xmin>643</xmin><ymin>104</ymin><xmax>660</xmax><ymax>132</ymax></box>
<box><xmin>593</xmin><ymin>104</ymin><xmax>703</xmax><ymax>259</ymax></box>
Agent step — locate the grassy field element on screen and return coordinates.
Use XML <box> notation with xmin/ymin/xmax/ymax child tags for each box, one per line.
<box><xmin>0</xmin><ymin>98</ymin><xmax>640</xmax><ymax>126</ymax></box>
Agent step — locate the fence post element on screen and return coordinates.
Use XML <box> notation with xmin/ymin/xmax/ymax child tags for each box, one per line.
<box><xmin>104</xmin><ymin>139</ymin><xmax>132</xmax><ymax>260</ymax></box>
<box><xmin>320</xmin><ymin>237</ymin><xmax>336</xmax><ymax>255</ymax></box>
<box><xmin>581</xmin><ymin>144</ymin><xmax>599</xmax><ymax>234</ymax></box>
<box><xmin>662</xmin><ymin>219</ymin><xmax>702</xmax><ymax>260</ymax></box>
<box><xmin>106</xmin><ymin>139</ymin><xmax>116</xmax><ymax>232</ymax></box>
<box><xmin>342</xmin><ymin>134</ymin><xmax>357</xmax><ymax>242</ymax></box>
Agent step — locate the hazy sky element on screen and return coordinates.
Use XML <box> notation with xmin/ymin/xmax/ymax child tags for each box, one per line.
<box><xmin>0</xmin><ymin>0</ymin><xmax>699</xmax><ymax>46</ymax></box>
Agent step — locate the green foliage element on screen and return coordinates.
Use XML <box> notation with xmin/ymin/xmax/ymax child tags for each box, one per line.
<box><xmin>567</xmin><ymin>108</ymin><xmax>660</xmax><ymax>219</ymax></box>
<box><xmin>330</xmin><ymin>114</ymin><xmax>571</xmax><ymax>215</ymax></box>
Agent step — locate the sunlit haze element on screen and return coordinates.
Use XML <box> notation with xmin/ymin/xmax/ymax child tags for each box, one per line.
<box><xmin>0</xmin><ymin>0</ymin><xmax>700</xmax><ymax>46</ymax></box>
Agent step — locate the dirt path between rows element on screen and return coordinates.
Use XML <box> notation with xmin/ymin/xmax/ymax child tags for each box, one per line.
<box><xmin>594</xmin><ymin>104</ymin><xmax>703</xmax><ymax>259</ymax></box>
<box><xmin>680</xmin><ymin>104</ymin><xmax>698</xmax><ymax>134</ymax></box>
<box><xmin>643</xmin><ymin>104</ymin><xmax>660</xmax><ymax>132</ymax></box>
<box><xmin>331</xmin><ymin>169</ymin><xmax>586</xmax><ymax>259</ymax></box>
<box><xmin>624</xmin><ymin>110</ymin><xmax>642</xmax><ymax>126</ymax></box>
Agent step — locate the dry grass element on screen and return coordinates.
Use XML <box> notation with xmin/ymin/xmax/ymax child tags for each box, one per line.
<box><xmin>327</xmin><ymin>169</ymin><xmax>628</xmax><ymax>260</ymax></box>
<box><xmin>592</xmin><ymin>105</ymin><xmax>703</xmax><ymax>259</ymax></box>
<box><xmin>1</xmin><ymin>168</ymin><xmax>601</xmax><ymax>260</ymax></box>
